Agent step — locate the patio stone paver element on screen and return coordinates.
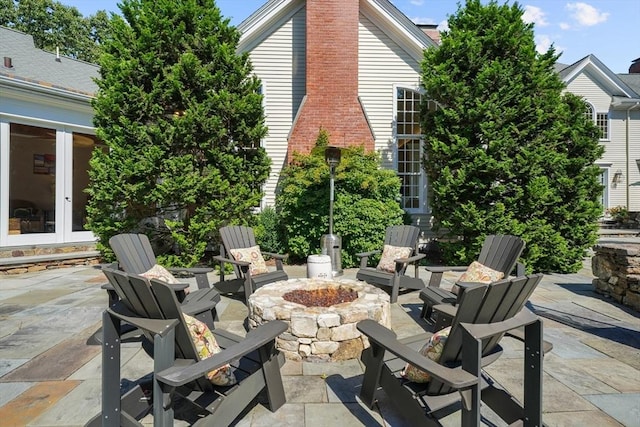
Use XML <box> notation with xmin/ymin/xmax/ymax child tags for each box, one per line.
<box><xmin>0</xmin><ymin>236</ymin><xmax>639</xmax><ymax>426</ymax></box>
<box><xmin>584</xmin><ymin>393</ymin><xmax>640</xmax><ymax>427</ymax></box>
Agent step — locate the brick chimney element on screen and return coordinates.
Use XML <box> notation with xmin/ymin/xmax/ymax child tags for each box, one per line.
<box><xmin>288</xmin><ymin>0</ymin><xmax>374</xmax><ymax>158</ymax></box>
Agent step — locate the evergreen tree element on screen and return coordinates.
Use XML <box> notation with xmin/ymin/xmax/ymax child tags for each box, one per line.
<box><xmin>421</xmin><ymin>0</ymin><xmax>604</xmax><ymax>273</ymax></box>
<box><xmin>86</xmin><ymin>0</ymin><xmax>270</xmax><ymax>265</ymax></box>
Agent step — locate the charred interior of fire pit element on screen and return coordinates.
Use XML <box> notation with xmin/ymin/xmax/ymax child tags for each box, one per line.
<box><xmin>282</xmin><ymin>285</ymin><xmax>358</xmax><ymax>307</ymax></box>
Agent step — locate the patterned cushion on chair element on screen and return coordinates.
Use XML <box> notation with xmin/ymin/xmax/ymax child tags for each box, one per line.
<box><xmin>458</xmin><ymin>261</ymin><xmax>504</xmax><ymax>284</ymax></box>
<box><xmin>401</xmin><ymin>326</ymin><xmax>451</xmax><ymax>383</ymax></box>
<box><xmin>376</xmin><ymin>245</ymin><xmax>413</xmax><ymax>273</ymax></box>
<box><xmin>450</xmin><ymin>261</ymin><xmax>504</xmax><ymax>295</ymax></box>
<box><xmin>229</xmin><ymin>245</ymin><xmax>269</xmax><ymax>276</ymax></box>
<box><xmin>141</xmin><ymin>264</ymin><xmax>180</xmax><ymax>284</ymax></box>
<box><xmin>184</xmin><ymin>313</ymin><xmax>237</xmax><ymax>386</ymax></box>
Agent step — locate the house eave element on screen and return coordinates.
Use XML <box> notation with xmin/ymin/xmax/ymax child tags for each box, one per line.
<box><xmin>0</xmin><ymin>74</ymin><xmax>95</xmax><ymax>103</ymax></box>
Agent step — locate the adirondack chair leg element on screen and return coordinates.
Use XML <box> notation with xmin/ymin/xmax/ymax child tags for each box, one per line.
<box><xmin>153</xmin><ymin>328</ymin><xmax>176</xmax><ymax>427</ymax></box>
<box><xmin>523</xmin><ymin>319</ymin><xmax>543</xmax><ymax>427</ymax></box>
<box><xmin>390</xmin><ymin>275</ymin><xmax>400</xmax><ymax>304</ymax></box>
<box><xmin>428</xmin><ymin>271</ymin><xmax>444</xmax><ymax>288</ymax></box>
<box><xmin>359</xmin><ymin>345</ymin><xmax>384</xmax><ymax>409</ymax></box>
<box><xmin>194</xmin><ymin>272</ymin><xmax>210</xmax><ymax>290</ymax></box>
<box><xmin>86</xmin><ymin>311</ymin><xmax>150</xmax><ymax>427</ymax></box>
<box><xmin>259</xmin><ymin>343</ymin><xmax>286</xmax><ymax>411</ymax></box>
<box><xmin>461</xmin><ymin>327</ymin><xmax>482</xmax><ymax>427</ymax></box>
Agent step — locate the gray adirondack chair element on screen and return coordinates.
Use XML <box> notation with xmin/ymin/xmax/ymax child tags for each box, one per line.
<box><xmin>355</xmin><ymin>225</ymin><xmax>426</xmax><ymax>303</ymax></box>
<box><xmin>110</xmin><ymin>233</ymin><xmax>215</xmax><ymax>289</ymax></box>
<box><xmin>87</xmin><ymin>268</ymin><xmax>287</xmax><ymax>427</ymax></box>
<box><xmin>214</xmin><ymin>225</ymin><xmax>288</xmax><ymax>301</ymax></box>
<box><xmin>420</xmin><ymin>234</ymin><xmax>525</xmax><ymax>321</ymax></box>
<box><xmin>357</xmin><ymin>274</ymin><xmax>547</xmax><ymax>427</ymax></box>
<box><xmin>107</xmin><ymin>233</ymin><xmax>221</xmax><ymax>325</ymax></box>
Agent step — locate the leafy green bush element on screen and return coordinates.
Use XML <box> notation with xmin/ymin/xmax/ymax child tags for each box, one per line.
<box><xmin>252</xmin><ymin>206</ymin><xmax>285</xmax><ymax>255</ymax></box>
<box><xmin>276</xmin><ymin>130</ymin><xmax>406</xmax><ymax>267</ymax></box>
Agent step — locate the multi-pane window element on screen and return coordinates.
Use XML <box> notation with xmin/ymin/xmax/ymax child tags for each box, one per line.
<box><xmin>396</xmin><ymin>88</ymin><xmax>425</xmax><ymax>211</ymax></box>
<box><xmin>596</xmin><ymin>113</ymin><xmax>609</xmax><ymax>140</ymax></box>
<box><xmin>584</xmin><ymin>102</ymin><xmax>609</xmax><ymax>140</ymax></box>
<box><xmin>598</xmin><ymin>168</ymin><xmax>608</xmax><ymax>211</ymax></box>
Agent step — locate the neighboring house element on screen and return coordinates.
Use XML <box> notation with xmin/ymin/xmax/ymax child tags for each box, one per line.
<box><xmin>0</xmin><ymin>26</ymin><xmax>102</xmax><ymax>250</ymax></box>
<box><xmin>558</xmin><ymin>55</ymin><xmax>640</xmax><ymax>215</ymax></box>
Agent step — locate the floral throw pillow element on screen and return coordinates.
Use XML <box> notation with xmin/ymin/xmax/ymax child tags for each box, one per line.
<box><xmin>458</xmin><ymin>261</ymin><xmax>504</xmax><ymax>284</ymax></box>
<box><xmin>401</xmin><ymin>326</ymin><xmax>451</xmax><ymax>383</ymax></box>
<box><xmin>183</xmin><ymin>313</ymin><xmax>237</xmax><ymax>386</ymax></box>
<box><xmin>141</xmin><ymin>264</ymin><xmax>180</xmax><ymax>284</ymax></box>
<box><xmin>376</xmin><ymin>245</ymin><xmax>413</xmax><ymax>273</ymax></box>
<box><xmin>229</xmin><ymin>245</ymin><xmax>269</xmax><ymax>276</ymax></box>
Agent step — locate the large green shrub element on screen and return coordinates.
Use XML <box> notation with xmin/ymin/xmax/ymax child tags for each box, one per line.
<box><xmin>252</xmin><ymin>206</ymin><xmax>285</xmax><ymax>255</ymax></box>
<box><xmin>420</xmin><ymin>0</ymin><xmax>604</xmax><ymax>273</ymax></box>
<box><xmin>276</xmin><ymin>130</ymin><xmax>406</xmax><ymax>267</ymax></box>
<box><xmin>85</xmin><ymin>0</ymin><xmax>270</xmax><ymax>265</ymax></box>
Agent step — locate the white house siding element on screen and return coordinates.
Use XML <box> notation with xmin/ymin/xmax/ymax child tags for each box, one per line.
<box><xmin>567</xmin><ymin>72</ymin><xmax>613</xmax><ymax>112</ymax></box>
<box><xmin>565</xmin><ymin>72</ymin><xmax>631</xmax><ymax>210</ymax></box>
<box><xmin>245</xmin><ymin>8</ymin><xmax>306</xmax><ymax>208</ymax></box>
<box><xmin>358</xmin><ymin>13</ymin><xmax>422</xmax><ymax>170</ymax></box>
<box><xmin>627</xmin><ymin>108</ymin><xmax>640</xmax><ymax>211</ymax></box>
<box><xmin>358</xmin><ymin>12</ymin><xmax>432</xmax><ymax>227</ymax></box>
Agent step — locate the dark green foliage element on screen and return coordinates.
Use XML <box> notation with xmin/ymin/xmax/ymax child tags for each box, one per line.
<box><xmin>252</xmin><ymin>206</ymin><xmax>285</xmax><ymax>255</ymax></box>
<box><xmin>421</xmin><ymin>0</ymin><xmax>604</xmax><ymax>273</ymax></box>
<box><xmin>276</xmin><ymin>130</ymin><xmax>406</xmax><ymax>267</ymax></box>
<box><xmin>1</xmin><ymin>0</ymin><xmax>114</xmax><ymax>62</ymax></box>
<box><xmin>86</xmin><ymin>0</ymin><xmax>270</xmax><ymax>265</ymax></box>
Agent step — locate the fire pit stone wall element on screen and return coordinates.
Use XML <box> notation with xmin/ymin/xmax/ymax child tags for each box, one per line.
<box><xmin>247</xmin><ymin>278</ymin><xmax>391</xmax><ymax>362</ymax></box>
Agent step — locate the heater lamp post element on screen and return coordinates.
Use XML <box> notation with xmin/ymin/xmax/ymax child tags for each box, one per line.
<box><xmin>325</xmin><ymin>146</ymin><xmax>341</xmax><ymax>235</ymax></box>
<box><xmin>321</xmin><ymin>146</ymin><xmax>343</xmax><ymax>276</ymax></box>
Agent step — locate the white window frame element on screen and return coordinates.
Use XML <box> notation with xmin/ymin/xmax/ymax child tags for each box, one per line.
<box><xmin>585</xmin><ymin>101</ymin><xmax>609</xmax><ymax>141</ymax></box>
<box><xmin>394</xmin><ymin>85</ymin><xmax>427</xmax><ymax>214</ymax></box>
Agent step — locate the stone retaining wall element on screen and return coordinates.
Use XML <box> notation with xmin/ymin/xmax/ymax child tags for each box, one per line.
<box><xmin>592</xmin><ymin>243</ymin><xmax>640</xmax><ymax>312</ymax></box>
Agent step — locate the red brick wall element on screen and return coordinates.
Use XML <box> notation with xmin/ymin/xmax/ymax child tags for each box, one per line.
<box><xmin>288</xmin><ymin>0</ymin><xmax>374</xmax><ymax>159</ymax></box>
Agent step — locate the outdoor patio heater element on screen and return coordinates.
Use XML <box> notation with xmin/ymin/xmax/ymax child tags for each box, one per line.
<box><xmin>321</xmin><ymin>146</ymin><xmax>343</xmax><ymax>276</ymax></box>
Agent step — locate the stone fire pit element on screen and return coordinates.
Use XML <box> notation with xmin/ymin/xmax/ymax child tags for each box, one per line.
<box><xmin>247</xmin><ymin>278</ymin><xmax>390</xmax><ymax>361</ymax></box>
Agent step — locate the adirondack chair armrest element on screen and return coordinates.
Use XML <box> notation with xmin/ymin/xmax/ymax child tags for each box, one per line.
<box><xmin>262</xmin><ymin>251</ymin><xmax>288</xmax><ymax>270</ymax></box>
<box><xmin>262</xmin><ymin>252</ymin><xmax>287</xmax><ymax>260</ymax></box>
<box><xmin>357</xmin><ymin>319</ymin><xmax>478</xmax><ymax>389</ymax></box>
<box><xmin>425</xmin><ymin>265</ymin><xmax>469</xmax><ymax>274</ymax></box>
<box><xmin>394</xmin><ymin>253</ymin><xmax>425</xmax><ymax>266</ymax></box>
<box><xmin>460</xmin><ymin>308</ymin><xmax>539</xmax><ymax>339</ymax></box>
<box><xmin>107</xmin><ymin>305</ymin><xmax>180</xmax><ymax>338</ymax></box>
<box><xmin>213</xmin><ymin>255</ymin><xmax>251</xmax><ymax>268</ymax></box>
<box><xmin>356</xmin><ymin>250</ymin><xmax>380</xmax><ymax>268</ymax></box>
<box><xmin>156</xmin><ymin>320</ymin><xmax>288</xmax><ymax>387</ymax></box>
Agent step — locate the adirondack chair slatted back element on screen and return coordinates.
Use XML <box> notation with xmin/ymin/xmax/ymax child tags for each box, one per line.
<box><xmin>384</xmin><ymin>225</ymin><xmax>420</xmax><ymax>274</ymax></box>
<box><xmin>220</xmin><ymin>226</ymin><xmax>259</xmax><ymax>279</ymax></box>
<box><xmin>476</xmin><ymin>234</ymin><xmax>525</xmax><ymax>277</ymax></box>
<box><xmin>425</xmin><ymin>274</ymin><xmax>543</xmax><ymax>395</ymax></box>
<box><xmin>109</xmin><ymin>233</ymin><xmax>157</xmax><ymax>274</ymax></box>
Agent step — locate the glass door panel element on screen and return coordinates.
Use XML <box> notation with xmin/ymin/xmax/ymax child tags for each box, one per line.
<box><xmin>9</xmin><ymin>123</ymin><xmax>56</xmax><ymax>235</ymax></box>
<box><xmin>72</xmin><ymin>133</ymin><xmax>106</xmax><ymax>232</ymax></box>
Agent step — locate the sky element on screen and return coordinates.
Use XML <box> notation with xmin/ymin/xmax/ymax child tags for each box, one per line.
<box><xmin>61</xmin><ymin>0</ymin><xmax>639</xmax><ymax>74</ymax></box>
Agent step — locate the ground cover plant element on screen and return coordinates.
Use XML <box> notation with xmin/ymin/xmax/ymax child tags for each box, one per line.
<box><xmin>421</xmin><ymin>0</ymin><xmax>604</xmax><ymax>273</ymax></box>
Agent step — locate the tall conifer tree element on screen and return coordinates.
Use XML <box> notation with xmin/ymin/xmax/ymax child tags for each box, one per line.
<box><xmin>86</xmin><ymin>0</ymin><xmax>270</xmax><ymax>265</ymax></box>
<box><xmin>421</xmin><ymin>0</ymin><xmax>603</xmax><ymax>272</ymax></box>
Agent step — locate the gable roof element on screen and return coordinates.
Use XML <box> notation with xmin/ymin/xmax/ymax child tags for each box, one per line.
<box><xmin>559</xmin><ymin>54</ymin><xmax>639</xmax><ymax>99</ymax></box>
<box><xmin>0</xmin><ymin>26</ymin><xmax>99</xmax><ymax>99</ymax></box>
<box><xmin>237</xmin><ymin>0</ymin><xmax>436</xmax><ymax>59</ymax></box>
